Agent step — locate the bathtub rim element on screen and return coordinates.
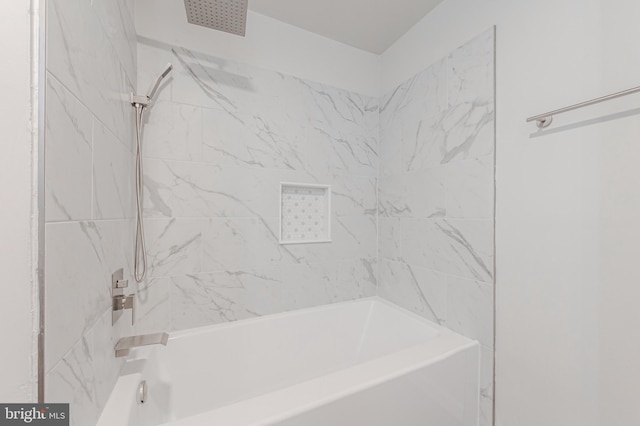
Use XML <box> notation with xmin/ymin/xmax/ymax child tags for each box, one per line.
<box><xmin>167</xmin><ymin>296</ymin><xmax>450</xmax><ymax>343</ymax></box>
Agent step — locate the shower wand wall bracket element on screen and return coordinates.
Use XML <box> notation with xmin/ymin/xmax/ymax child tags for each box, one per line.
<box><xmin>131</xmin><ymin>93</ymin><xmax>150</xmax><ymax>108</ymax></box>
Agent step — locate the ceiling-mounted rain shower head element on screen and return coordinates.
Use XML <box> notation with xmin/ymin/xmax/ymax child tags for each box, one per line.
<box><xmin>184</xmin><ymin>0</ymin><xmax>248</xmax><ymax>36</ymax></box>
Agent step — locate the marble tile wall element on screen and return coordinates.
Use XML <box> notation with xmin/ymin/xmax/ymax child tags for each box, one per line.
<box><xmin>44</xmin><ymin>0</ymin><xmax>139</xmax><ymax>425</ymax></box>
<box><xmin>377</xmin><ymin>29</ymin><xmax>495</xmax><ymax>426</ymax></box>
<box><xmin>135</xmin><ymin>40</ymin><xmax>379</xmax><ymax>334</ymax></box>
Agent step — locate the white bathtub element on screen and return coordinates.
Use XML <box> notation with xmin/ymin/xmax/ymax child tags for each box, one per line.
<box><xmin>97</xmin><ymin>297</ymin><xmax>480</xmax><ymax>426</ymax></box>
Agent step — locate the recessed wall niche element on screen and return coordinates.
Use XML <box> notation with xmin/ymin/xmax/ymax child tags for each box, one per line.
<box><xmin>279</xmin><ymin>183</ymin><xmax>331</xmax><ymax>244</ymax></box>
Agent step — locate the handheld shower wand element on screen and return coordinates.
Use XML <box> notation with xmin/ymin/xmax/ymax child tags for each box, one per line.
<box><xmin>131</xmin><ymin>63</ymin><xmax>173</xmax><ymax>107</ymax></box>
<box><xmin>146</xmin><ymin>63</ymin><xmax>173</xmax><ymax>101</ymax></box>
<box><xmin>131</xmin><ymin>63</ymin><xmax>173</xmax><ymax>283</ymax></box>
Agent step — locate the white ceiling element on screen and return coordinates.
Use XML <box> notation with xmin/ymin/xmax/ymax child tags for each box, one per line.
<box><xmin>249</xmin><ymin>0</ymin><xmax>445</xmax><ymax>54</ymax></box>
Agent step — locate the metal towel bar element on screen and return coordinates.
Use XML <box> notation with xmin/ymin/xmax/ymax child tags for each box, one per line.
<box><xmin>527</xmin><ymin>85</ymin><xmax>640</xmax><ymax>128</ymax></box>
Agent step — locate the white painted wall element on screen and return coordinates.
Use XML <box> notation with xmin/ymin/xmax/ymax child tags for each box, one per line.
<box><xmin>597</xmin><ymin>3</ymin><xmax>640</xmax><ymax>423</ymax></box>
<box><xmin>135</xmin><ymin>0</ymin><xmax>380</xmax><ymax>97</ymax></box>
<box><xmin>0</xmin><ymin>0</ymin><xmax>37</xmax><ymax>402</ymax></box>
<box><xmin>381</xmin><ymin>0</ymin><xmax>640</xmax><ymax>425</ymax></box>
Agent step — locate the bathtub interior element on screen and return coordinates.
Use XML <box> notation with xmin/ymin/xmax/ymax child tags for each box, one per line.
<box><xmin>163</xmin><ymin>339</ymin><xmax>479</xmax><ymax>426</ymax></box>
<box><xmin>161</xmin><ymin>299</ymin><xmax>442</xmax><ymax>420</ymax></box>
<box><xmin>99</xmin><ymin>298</ymin><xmax>478</xmax><ymax>426</ymax></box>
<box><xmin>271</xmin><ymin>348</ymin><xmax>479</xmax><ymax>426</ymax></box>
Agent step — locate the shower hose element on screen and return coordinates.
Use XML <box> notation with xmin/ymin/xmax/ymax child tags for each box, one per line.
<box><xmin>134</xmin><ymin>104</ymin><xmax>147</xmax><ymax>283</ymax></box>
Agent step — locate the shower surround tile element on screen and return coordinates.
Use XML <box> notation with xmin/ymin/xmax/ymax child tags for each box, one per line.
<box><xmin>92</xmin><ymin>0</ymin><xmax>137</xmax><ymax>83</ymax></box>
<box><xmin>202</xmin><ymin>217</ymin><xmax>288</xmax><ymax>272</ymax></box>
<box><xmin>447</xmin><ymin>30</ymin><xmax>495</xmax><ymax>107</ymax></box>
<box><xmin>45</xmin><ymin>0</ymin><xmax>137</xmax><ymax>422</ymax></box>
<box><xmin>282</xmin><ymin>262</ymin><xmax>339</xmax><ymax>311</ymax></box>
<box><xmin>306</xmin><ymin>80</ymin><xmax>378</xmax><ymax>135</ymax></box>
<box><xmin>143</xmin><ymin>159</ymin><xmax>283</xmax><ymax>219</ymax></box>
<box><xmin>139</xmin><ymin>39</ymin><xmax>379</xmax><ymax>332</ymax></box>
<box><xmin>379</xmin><ymin>58</ymin><xmax>447</xmax><ymax>177</ymax></box>
<box><xmin>143</xmin><ymin>159</ymin><xmax>376</xmax><ymax>221</ymax></box>
<box><xmin>337</xmin><ymin>257</ymin><xmax>378</xmax><ymax>295</ymax></box>
<box><xmin>145</xmin><ymin>218</ymin><xmax>204</xmax><ymax>278</ymax></box>
<box><xmin>403</xmin><ymin>101</ymin><xmax>494</xmax><ymax>171</ymax></box>
<box><xmin>92</xmin><ymin>309</ymin><xmax>131</xmax><ymax>409</ymax></box>
<box><xmin>45</xmin><ymin>308</ymin><xmax>133</xmax><ymax>426</ymax></box>
<box><xmin>47</xmin><ymin>0</ymin><xmax>102</xmax><ymax>105</ymax></box>
<box><xmin>331</xmin><ymin>175</ymin><xmax>378</xmax><ymax>217</ymax></box>
<box><xmin>379</xmin><ymin>58</ymin><xmax>448</xmax><ymax>129</ymax></box>
<box><xmin>405</xmin><ymin>167</ymin><xmax>447</xmax><ymax>218</ymax></box>
<box><xmin>281</xmin><ymin>259</ymin><xmax>377</xmax><ymax>312</ymax></box>
<box><xmin>378</xmin><ymin>217</ymin><xmax>402</xmax><ymax>261</ymax></box>
<box><xmin>46</xmin><ymin>334</ymin><xmax>99</xmax><ymax>426</ymax></box>
<box><xmin>47</xmin><ymin>0</ymin><xmax>133</xmax><ymax>144</ymax></box>
<box><xmin>379</xmin><ymin>168</ymin><xmax>447</xmax><ymax>218</ymax></box>
<box><xmin>303</xmin><ymin>125</ymin><xmax>377</xmax><ymax>178</ymax></box>
<box><xmin>378</xmin><ymin>173</ymin><xmax>411</xmax><ymax>218</ymax></box>
<box><xmin>377</xmin><ymin>28</ymin><xmax>495</xmax><ymax>426</ymax></box>
<box><xmin>45</xmin><ymin>220</ymin><xmax>134</xmax><ymax>372</ymax></box>
<box><xmin>171</xmin><ymin>270</ymin><xmax>283</xmax><ymax>330</ymax></box>
<box><xmin>45</xmin><ymin>221</ymin><xmax>107</xmax><ymax>372</ymax></box>
<box><xmin>379</xmin><ymin>122</ymin><xmax>403</xmax><ymax>177</ymax></box>
<box><xmin>168</xmin><ymin>47</ymin><xmax>259</xmax><ymax>114</ymax></box>
<box><xmin>45</xmin><ymin>75</ymin><xmax>93</xmax><ymax>222</ymax></box>
<box><xmin>378</xmin><ymin>259</ymin><xmax>447</xmax><ymax>325</ymax></box>
<box><xmin>284</xmin><ymin>215</ymin><xmax>378</xmax><ymax>265</ymax></box>
<box><xmin>142</xmin><ymin>101</ymin><xmax>203</xmax><ymax>161</ymax></box>
<box><xmin>446</xmin><ymin>155</ymin><xmax>494</xmax><ymax>219</ymax></box>
<box><xmin>93</xmin><ymin>119</ymin><xmax>135</xmax><ymax>220</ymax></box>
<box><xmin>480</xmin><ymin>345</ymin><xmax>494</xmax><ymax>426</ymax></box>
<box><xmin>135</xmin><ymin>277</ymin><xmax>172</xmax><ymax>335</ymax></box>
<box><xmin>200</xmin><ymin>107</ymin><xmax>306</xmax><ymax>170</ymax></box>
<box><xmin>401</xmin><ymin>218</ymin><xmax>494</xmax><ymax>283</ymax></box>
<box><xmin>446</xmin><ymin>275</ymin><xmax>494</xmax><ymax>348</ymax></box>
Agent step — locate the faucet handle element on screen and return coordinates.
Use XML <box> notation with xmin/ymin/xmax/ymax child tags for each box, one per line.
<box><xmin>111</xmin><ymin>269</ymin><xmax>134</xmax><ymax>325</ymax></box>
<box><xmin>112</xmin><ymin>268</ymin><xmax>127</xmax><ymax>289</ymax></box>
<box><xmin>124</xmin><ymin>294</ymin><xmax>135</xmax><ymax>326</ymax></box>
<box><xmin>129</xmin><ymin>295</ymin><xmax>135</xmax><ymax>326</ymax></box>
<box><xmin>113</xmin><ymin>294</ymin><xmax>135</xmax><ymax>326</ymax></box>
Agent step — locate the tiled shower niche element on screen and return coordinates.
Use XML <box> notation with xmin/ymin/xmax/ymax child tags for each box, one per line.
<box><xmin>280</xmin><ymin>183</ymin><xmax>331</xmax><ymax>244</ymax></box>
